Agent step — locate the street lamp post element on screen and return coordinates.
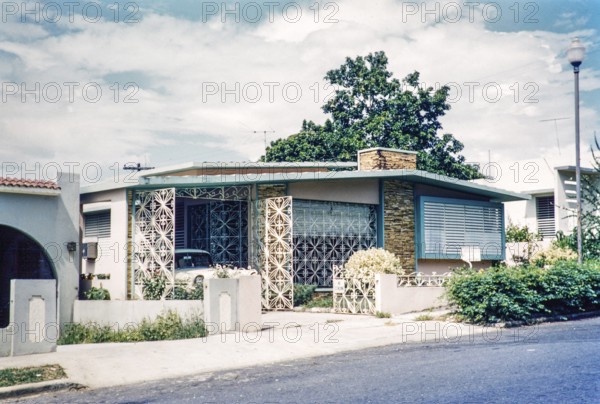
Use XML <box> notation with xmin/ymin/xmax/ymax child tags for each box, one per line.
<box><xmin>567</xmin><ymin>37</ymin><xmax>585</xmax><ymax>266</ymax></box>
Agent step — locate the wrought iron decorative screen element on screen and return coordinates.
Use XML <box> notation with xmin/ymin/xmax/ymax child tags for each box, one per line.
<box><xmin>175</xmin><ymin>186</ymin><xmax>250</xmax><ymax>201</ymax></box>
<box><xmin>250</xmin><ymin>199</ymin><xmax>266</xmax><ymax>273</ymax></box>
<box><xmin>188</xmin><ymin>201</ymin><xmax>248</xmax><ymax>267</ymax></box>
<box><xmin>133</xmin><ymin>188</ymin><xmax>176</xmax><ymax>298</ymax></box>
<box><xmin>293</xmin><ymin>200</ymin><xmax>377</xmax><ymax>287</ymax></box>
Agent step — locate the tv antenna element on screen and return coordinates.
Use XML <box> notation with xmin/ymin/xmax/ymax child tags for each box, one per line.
<box><xmin>123</xmin><ymin>163</ymin><xmax>155</xmax><ymax>171</ymax></box>
<box><xmin>253</xmin><ymin>129</ymin><xmax>275</xmax><ymax>156</ymax></box>
<box><xmin>237</xmin><ymin>122</ymin><xmax>276</xmax><ymax>161</ymax></box>
<box><xmin>539</xmin><ymin>117</ymin><xmax>570</xmax><ymax>155</ymax></box>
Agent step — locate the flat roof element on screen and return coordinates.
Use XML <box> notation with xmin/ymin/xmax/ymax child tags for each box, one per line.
<box><xmin>140</xmin><ymin>161</ymin><xmax>357</xmax><ymax>177</ymax></box>
<box><xmin>554</xmin><ymin>165</ymin><xmax>598</xmax><ymax>175</ymax></box>
<box><xmin>137</xmin><ymin>169</ymin><xmax>529</xmax><ymax>202</ymax></box>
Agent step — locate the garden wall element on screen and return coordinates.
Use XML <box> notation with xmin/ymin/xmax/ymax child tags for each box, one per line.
<box><xmin>73</xmin><ymin>300</ymin><xmax>204</xmax><ymax>327</ymax></box>
<box><xmin>375</xmin><ymin>274</ymin><xmax>447</xmax><ymax>314</ymax></box>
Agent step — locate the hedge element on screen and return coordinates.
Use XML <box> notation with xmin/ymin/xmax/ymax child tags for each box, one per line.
<box><xmin>445</xmin><ymin>260</ymin><xmax>600</xmax><ymax>324</ymax></box>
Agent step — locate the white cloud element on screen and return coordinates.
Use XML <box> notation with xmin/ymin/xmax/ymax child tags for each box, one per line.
<box><xmin>0</xmin><ymin>0</ymin><xmax>598</xmax><ymax>183</ymax></box>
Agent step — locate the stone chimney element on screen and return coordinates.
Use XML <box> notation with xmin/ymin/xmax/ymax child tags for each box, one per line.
<box><xmin>357</xmin><ymin>148</ymin><xmax>417</xmax><ymax>171</ymax></box>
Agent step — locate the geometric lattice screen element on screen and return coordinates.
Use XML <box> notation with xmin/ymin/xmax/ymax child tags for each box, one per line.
<box><xmin>188</xmin><ymin>201</ymin><xmax>248</xmax><ymax>267</ymax></box>
<box><xmin>262</xmin><ymin>196</ymin><xmax>294</xmax><ymax>310</ymax></box>
<box><xmin>133</xmin><ymin>188</ymin><xmax>176</xmax><ymax>299</ymax></box>
<box><xmin>293</xmin><ymin>200</ymin><xmax>377</xmax><ymax>287</ymax></box>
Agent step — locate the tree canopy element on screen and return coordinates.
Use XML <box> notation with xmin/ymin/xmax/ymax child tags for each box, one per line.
<box><xmin>261</xmin><ymin>51</ymin><xmax>481</xmax><ymax>180</ymax></box>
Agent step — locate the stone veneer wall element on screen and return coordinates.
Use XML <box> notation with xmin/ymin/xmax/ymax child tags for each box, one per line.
<box><xmin>359</xmin><ymin>149</ymin><xmax>417</xmax><ymax>171</ymax></box>
<box><xmin>257</xmin><ymin>184</ymin><xmax>287</xmax><ymax>199</ymax></box>
<box><xmin>383</xmin><ymin>180</ymin><xmax>415</xmax><ymax>272</ymax></box>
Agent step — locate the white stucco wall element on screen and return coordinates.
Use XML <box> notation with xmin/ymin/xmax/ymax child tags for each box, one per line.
<box><xmin>375</xmin><ymin>274</ymin><xmax>447</xmax><ymax>314</ymax></box>
<box><xmin>475</xmin><ymin>157</ymin><xmax>600</xmax><ymax>238</ymax></box>
<box><xmin>0</xmin><ymin>174</ymin><xmax>80</xmax><ymax>325</ymax></box>
<box><xmin>288</xmin><ymin>179</ymin><xmax>379</xmax><ymax>205</ymax></box>
<box><xmin>73</xmin><ymin>300</ymin><xmax>203</xmax><ymax>327</ymax></box>
<box><xmin>81</xmin><ymin>188</ymin><xmax>130</xmax><ymax>300</ymax></box>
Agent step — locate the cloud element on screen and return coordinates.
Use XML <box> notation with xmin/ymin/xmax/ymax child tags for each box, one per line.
<box><xmin>0</xmin><ymin>0</ymin><xmax>598</xmax><ymax>183</ymax></box>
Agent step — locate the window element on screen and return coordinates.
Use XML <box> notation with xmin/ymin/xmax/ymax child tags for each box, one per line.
<box><xmin>84</xmin><ymin>211</ymin><xmax>111</xmax><ymax>238</ymax></box>
<box><xmin>293</xmin><ymin>200</ymin><xmax>377</xmax><ymax>287</ymax></box>
<box><xmin>536</xmin><ymin>196</ymin><xmax>555</xmax><ymax>239</ymax></box>
<box><xmin>418</xmin><ymin>197</ymin><xmax>504</xmax><ymax>260</ymax></box>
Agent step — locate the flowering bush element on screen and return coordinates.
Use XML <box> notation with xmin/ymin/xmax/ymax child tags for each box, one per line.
<box><xmin>532</xmin><ymin>244</ymin><xmax>578</xmax><ymax>267</ymax></box>
<box><xmin>344</xmin><ymin>248</ymin><xmax>404</xmax><ymax>278</ymax></box>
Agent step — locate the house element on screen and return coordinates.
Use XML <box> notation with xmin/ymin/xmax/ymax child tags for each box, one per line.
<box><xmin>0</xmin><ymin>174</ymin><xmax>80</xmax><ymax>355</ymax></box>
<box><xmin>80</xmin><ymin>148</ymin><xmax>528</xmax><ymax>301</ymax></box>
<box><xmin>475</xmin><ymin>157</ymin><xmax>600</xmax><ymax>240</ymax></box>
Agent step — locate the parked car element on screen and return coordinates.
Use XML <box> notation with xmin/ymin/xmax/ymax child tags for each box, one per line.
<box><xmin>174</xmin><ymin>249</ymin><xmax>214</xmax><ymax>288</ymax></box>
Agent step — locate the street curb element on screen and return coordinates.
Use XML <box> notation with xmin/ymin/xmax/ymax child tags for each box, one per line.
<box><xmin>0</xmin><ymin>379</ymin><xmax>86</xmax><ymax>400</ymax></box>
<box><xmin>497</xmin><ymin>310</ymin><xmax>600</xmax><ymax>328</ymax></box>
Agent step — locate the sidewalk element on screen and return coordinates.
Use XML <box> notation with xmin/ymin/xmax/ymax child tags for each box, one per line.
<box><xmin>0</xmin><ymin>310</ymin><xmax>483</xmax><ymax>397</ymax></box>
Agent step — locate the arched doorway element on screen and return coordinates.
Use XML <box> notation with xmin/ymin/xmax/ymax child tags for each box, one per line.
<box><xmin>0</xmin><ymin>225</ymin><xmax>55</xmax><ymax>328</ymax></box>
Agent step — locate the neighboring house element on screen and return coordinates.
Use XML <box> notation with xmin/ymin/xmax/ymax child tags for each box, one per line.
<box><xmin>81</xmin><ymin>148</ymin><xmax>527</xmax><ymax>300</ymax></box>
<box><xmin>475</xmin><ymin>157</ymin><xmax>600</xmax><ymax>239</ymax></box>
<box><xmin>0</xmin><ymin>175</ymin><xmax>80</xmax><ymax>327</ymax></box>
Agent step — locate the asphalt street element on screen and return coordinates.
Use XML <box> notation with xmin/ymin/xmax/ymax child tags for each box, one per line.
<box><xmin>9</xmin><ymin>317</ymin><xmax>600</xmax><ymax>404</ymax></box>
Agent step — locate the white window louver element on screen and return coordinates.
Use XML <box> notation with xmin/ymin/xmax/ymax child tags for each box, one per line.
<box><xmin>421</xmin><ymin>198</ymin><xmax>503</xmax><ymax>259</ymax></box>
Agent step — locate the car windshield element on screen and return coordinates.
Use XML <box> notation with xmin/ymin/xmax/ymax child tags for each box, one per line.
<box><xmin>175</xmin><ymin>252</ymin><xmax>212</xmax><ymax>269</ymax></box>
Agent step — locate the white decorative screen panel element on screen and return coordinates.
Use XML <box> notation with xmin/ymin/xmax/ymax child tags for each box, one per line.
<box><xmin>134</xmin><ymin>188</ymin><xmax>176</xmax><ymax>298</ymax></box>
<box><xmin>262</xmin><ymin>196</ymin><xmax>294</xmax><ymax>310</ymax></box>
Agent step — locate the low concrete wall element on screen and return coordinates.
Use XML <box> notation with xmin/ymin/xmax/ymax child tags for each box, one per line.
<box><xmin>375</xmin><ymin>274</ymin><xmax>447</xmax><ymax>315</ymax></box>
<box><xmin>72</xmin><ymin>275</ymin><xmax>261</xmax><ymax>334</ymax></box>
<box><xmin>73</xmin><ymin>300</ymin><xmax>204</xmax><ymax>327</ymax></box>
<box><xmin>1</xmin><ymin>280</ymin><xmax>57</xmax><ymax>357</ymax></box>
<box><xmin>204</xmin><ymin>275</ymin><xmax>262</xmax><ymax>333</ymax></box>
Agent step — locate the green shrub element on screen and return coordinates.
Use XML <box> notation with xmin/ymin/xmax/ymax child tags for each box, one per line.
<box><xmin>142</xmin><ymin>275</ymin><xmax>166</xmax><ymax>300</ymax></box>
<box><xmin>58</xmin><ymin>311</ymin><xmax>206</xmax><ymax>345</ymax></box>
<box><xmin>142</xmin><ymin>274</ymin><xmax>202</xmax><ymax>300</ymax></box>
<box><xmin>304</xmin><ymin>296</ymin><xmax>333</xmax><ymax>308</ymax></box>
<box><xmin>445</xmin><ymin>260</ymin><xmax>600</xmax><ymax>324</ymax></box>
<box><xmin>294</xmin><ymin>284</ymin><xmax>317</xmax><ymax>306</ymax></box>
<box><xmin>506</xmin><ymin>222</ymin><xmax>541</xmax><ymax>243</ymax></box>
<box><xmin>84</xmin><ymin>286</ymin><xmax>110</xmax><ymax>300</ymax></box>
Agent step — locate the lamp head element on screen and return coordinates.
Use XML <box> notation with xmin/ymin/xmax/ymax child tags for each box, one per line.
<box><xmin>567</xmin><ymin>37</ymin><xmax>585</xmax><ymax>67</ymax></box>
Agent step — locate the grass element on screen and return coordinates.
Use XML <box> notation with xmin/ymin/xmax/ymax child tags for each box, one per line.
<box><xmin>0</xmin><ymin>365</ymin><xmax>66</xmax><ymax>388</ymax></box>
<box><xmin>58</xmin><ymin>311</ymin><xmax>207</xmax><ymax>345</ymax></box>
<box><xmin>414</xmin><ymin>314</ymin><xmax>435</xmax><ymax>321</ymax></box>
<box><xmin>375</xmin><ymin>311</ymin><xmax>392</xmax><ymax>318</ymax></box>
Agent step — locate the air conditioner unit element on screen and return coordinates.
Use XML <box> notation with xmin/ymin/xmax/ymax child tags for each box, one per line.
<box><xmin>82</xmin><ymin>242</ymin><xmax>98</xmax><ymax>260</ymax></box>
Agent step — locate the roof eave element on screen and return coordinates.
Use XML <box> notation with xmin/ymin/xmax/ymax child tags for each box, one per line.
<box><xmin>139</xmin><ymin>169</ymin><xmax>529</xmax><ymax>202</ymax></box>
<box><xmin>0</xmin><ymin>186</ymin><xmax>61</xmax><ymax>196</ymax></box>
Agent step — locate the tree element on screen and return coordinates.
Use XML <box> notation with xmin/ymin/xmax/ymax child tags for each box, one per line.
<box><xmin>262</xmin><ymin>51</ymin><xmax>481</xmax><ymax>180</ymax></box>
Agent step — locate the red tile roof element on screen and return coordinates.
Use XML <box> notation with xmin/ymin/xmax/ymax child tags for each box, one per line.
<box><xmin>0</xmin><ymin>177</ymin><xmax>60</xmax><ymax>190</ymax></box>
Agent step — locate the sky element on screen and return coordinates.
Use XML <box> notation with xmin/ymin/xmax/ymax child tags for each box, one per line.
<box><xmin>0</xmin><ymin>0</ymin><xmax>599</xmax><ymax>184</ymax></box>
